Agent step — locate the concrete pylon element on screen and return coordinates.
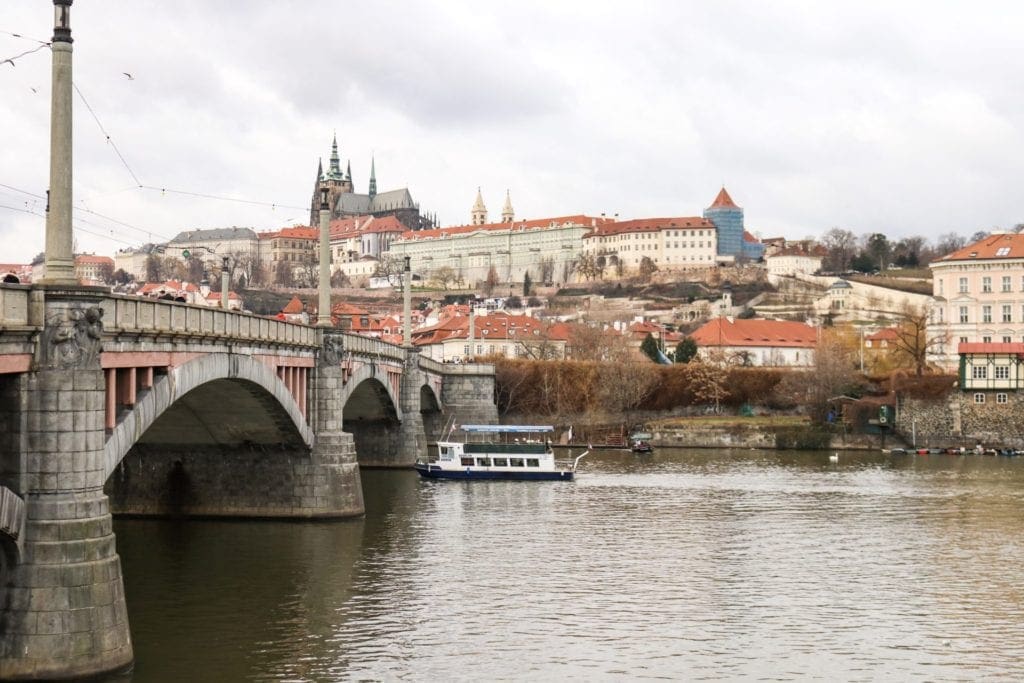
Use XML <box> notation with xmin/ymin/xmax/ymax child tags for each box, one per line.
<box><xmin>41</xmin><ymin>1</ymin><xmax>77</xmax><ymax>285</ymax></box>
<box><xmin>0</xmin><ymin>291</ymin><xmax>133</xmax><ymax>679</ymax></box>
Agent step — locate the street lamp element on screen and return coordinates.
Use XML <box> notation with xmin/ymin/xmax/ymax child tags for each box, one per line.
<box><xmin>220</xmin><ymin>255</ymin><xmax>229</xmax><ymax>310</ymax></box>
<box><xmin>403</xmin><ymin>255</ymin><xmax>412</xmax><ymax>348</ymax></box>
<box><xmin>317</xmin><ymin>186</ymin><xmax>332</xmax><ymax>327</ymax></box>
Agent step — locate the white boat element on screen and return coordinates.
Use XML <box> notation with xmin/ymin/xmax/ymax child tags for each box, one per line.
<box><xmin>415</xmin><ymin>425</ymin><xmax>588</xmax><ymax>481</ymax></box>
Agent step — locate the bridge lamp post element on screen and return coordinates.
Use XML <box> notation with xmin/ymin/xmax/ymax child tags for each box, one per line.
<box><xmin>403</xmin><ymin>255</ymin><xmax>412</xmax><ymax>347</ymax></box>
<box><xmin>317</xmin><ymin>186</ymin><xmax>332</xmax><ymax>327</ymax></box>
<box><xmin>42</xmin><ymin>0</ymin><xmax>77</xmax><ymax>284</ymax></box>
<box><xmin>221</xmin><ymin>255</ymin><xmax>230</xmax><ymax>310</ymax></box>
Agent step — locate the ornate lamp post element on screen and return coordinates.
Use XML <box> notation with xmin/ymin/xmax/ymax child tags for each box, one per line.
<box><xmin>42</xmin><ymin>0</ymin><xmax>77</xmax><ymax>284</ymax></box>
<box><xmin>221</xmin><ymin>255</ymin><xmax>230</xmax><ymax>310</ymax></box>
<box><xmin>403</xmin><ymin>255</ymin><xmax>412</xmax><ymax>347</ymax></box>
<box><xmin>317</xmin><ymin>186</ymin><xmax>332</xmax><ymax>327</ymax></box>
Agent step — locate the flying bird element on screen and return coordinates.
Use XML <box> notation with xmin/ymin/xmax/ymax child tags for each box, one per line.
<box><xmin>30</xmin><ymin>87</ymin><xmax>37</xmax><ymax>93</ymax></box>
<box><xmin>123</xmin><ymin>72</ymin><xmax>134</xmax><ymax>80</ymax></box>
<box><xmin>3</xmin><ymin>59</ymin><xmax>14</xmax><ymax>68</ymax></box>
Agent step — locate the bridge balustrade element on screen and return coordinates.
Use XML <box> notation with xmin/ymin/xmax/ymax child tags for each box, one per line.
<box><xmin>101</xmin><ymin>295</ymin><xmax>317</xmax><ymax>347</ymax></box>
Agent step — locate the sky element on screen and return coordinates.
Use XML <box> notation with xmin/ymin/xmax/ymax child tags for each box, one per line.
<box><xmin>2</xmin><ymin>1</ymin><xmax>1023</xmax><ymax>264</ymax></box>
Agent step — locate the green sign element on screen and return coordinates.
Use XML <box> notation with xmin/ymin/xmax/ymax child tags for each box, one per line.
<box><xmin>182</xmin><ymin>249</ymin><xmax>191</xmax><ymax>259</ymax></box>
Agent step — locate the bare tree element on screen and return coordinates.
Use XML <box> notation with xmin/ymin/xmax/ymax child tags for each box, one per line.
<box><xmin>568</xmin><ymin>323</ymin><xmax>630</xmax><ymax>362</ymax></box>
<box><xmin>575</xmin><ymin>252</ymin><xmax>601</xmax><ymax>281</ymax></box>
<box><xmin>483</xmin><ymin>265</ymin><xmax>500</xmax><ymax>296</ymax></box>
<box><xmin>638</xmin><ymin>256</ymin><xmax>658</xmax><ymax>282</ymax></box>
<box><xmin>821</xmin><ymin>227</ymin><xmax>858</xmax><ymax>272</ymax></box>
<box><xmin>805</xmin><ymin>328</ymin><xmax>859</xmax><ymax>422</ymax></box>
<box><xmin>890</xmin><ymin>302</ymin><xmax>945</xmax><ymax>376</ymax></box>
<box><xmin>597</xmin><ymin>361</ymin><xmax>660</xmax><ymax>420</ymax></box>
<box><xmin>538</xmin><ymin>257</ymin><xmax>555</xmax><ymax>285</ymax></box>
<box><xmin>431</xmin><ymin>266</ymin><xmax>459</xmax><ymax>290</ymax></box>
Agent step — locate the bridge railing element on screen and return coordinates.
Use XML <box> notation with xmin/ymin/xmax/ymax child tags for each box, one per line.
<box><xmin>101</xmin><ymin>295</ymin><xmax>317</xmax><ymax>347</ymax></box>
<box><xmin>339</xmin><ymin>332</ymin><xmax>407</xmax><ymax>362</ymax></box>
<box><xmin>0</xmin><ymin>285</ymin><xmax>30</xmax><ymax>328</ymax></box>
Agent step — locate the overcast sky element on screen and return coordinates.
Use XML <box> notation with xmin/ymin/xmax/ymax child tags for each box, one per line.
<box><xmin>2</xmin><ymin>1</ymin><xmax>1023</xmax><ymax>263</ymax></box>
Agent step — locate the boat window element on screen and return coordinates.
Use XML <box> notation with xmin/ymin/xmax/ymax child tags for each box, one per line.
<box><xmin>509</xmin><ymin>458</ymin><xmax>524</xmax><ymax>467</ymax></box>
<box><xmin>493</xmin><ymin>458</ymin><xmax>508</xmax><ymax>466</ymax></box>
<box><xmin>526</xmin><ymin>459</ymin><xmax>540</xmax><ymax>467</ymax></box>
<box><xmin>476</xmin><ymin>458</ymin><xmax>491</xmax><ymax>467</ymax></box>
<box><xmin>461</xmin><ymin>458</ymin><xmax>474</xmax><ymax>466</ymax></box>
<box><xmin>440</xmin><ymin>447</ymin><xmax>449</xmax><ymax>456</ymax></box>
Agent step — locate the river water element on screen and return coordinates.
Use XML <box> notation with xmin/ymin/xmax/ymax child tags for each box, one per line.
<box><xmin>110</xmin><ymin>449</ymin><xmax>1024</xmax><ymax>681</ymax></box>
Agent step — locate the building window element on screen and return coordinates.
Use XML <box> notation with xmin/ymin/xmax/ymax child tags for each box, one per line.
<box><xmin>983</xmin><ymin>277</ymin><xmax>992</xmax><ymax>293</ymax></box>
<box><xmin>972</xmin><ymin>366</ymin><xmax>988</xmax><ymax>379</ymax></box>
<box><xmin>959</xmin><ymin>306</ymin><xmax>969</xmax><ymax>324</ymax></box>
<box><xmin>995</xmin><ymin>366</ymin><xmax>1010</xmax><ymax>380</ymax></box>
<box><xmin>938</xmin><ymin>279</ymin><xmax>944</xmax><ymax>295</ymax></box>
<box><xmin>1003</xmin><ymin>305</ymin><xmax>1012</xmax><ymax>323</ymax></box>
<box><xmin>1002</xmin><ymin>276</ymin><xmax>1012</xmax><ymax>292</ymax></box>
<box><xmin>959</xmin><ymin>277</ymin><xmax>968</xmax><ymax>293</ymax></box>
<box><xmin>983</xmin><ymin>336</ymin><xmax>992</xmax><ymax>343</ymax></box>
<box><xmin>997</xmin><ymin>393</ymin><xmax>1008</xmax><ymax>404</ymax></box>
<box><xmin>983</xmin><ymin>305</ymin><xmax>992</xmax><ymax>323</ymax></box>
<box><xmin>1004</xmin><ymin>336</ymin><xmax>1013</xmax><ymax>343</ymax></box>
<box><xmin>959</xmin><ymin>336</ymin><xmax>968</xmax><ymax>344</ymax></box>
<box><xmin>974</xmin><ymin>393</ymin><xmax>986</xmax><ymax>404</ymax></box>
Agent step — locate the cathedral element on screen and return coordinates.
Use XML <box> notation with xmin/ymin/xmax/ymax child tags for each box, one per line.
<box><xmin>309</xmin><ymin>135</ymin><xmax>436</xmax><ymax>231</ymax></box>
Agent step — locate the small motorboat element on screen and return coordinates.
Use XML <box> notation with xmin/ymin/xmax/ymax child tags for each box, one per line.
<box><xmin>629</xmin><ymin>430</ymin><xmax>654</xmax><ymax>453</ymax></box>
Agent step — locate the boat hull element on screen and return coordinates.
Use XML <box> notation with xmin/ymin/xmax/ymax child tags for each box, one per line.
<box><xmin>414</xmin><ymin>462</ymin><xmax>573</xmax><ymax>481</ymax></box>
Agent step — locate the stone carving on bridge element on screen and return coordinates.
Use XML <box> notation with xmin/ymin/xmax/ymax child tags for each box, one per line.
<box><xmin>42</xmin><ymin>305</ymin><xmax>105</xmax><ymax>369</ymax></box>
<box><xmin>322</xmin><ymin>334</ymin><xmax>344</xmax><ymax>366</ymax></box>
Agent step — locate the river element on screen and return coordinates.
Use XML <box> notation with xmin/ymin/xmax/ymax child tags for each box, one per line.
<box><xmin>108</xmin><ymin>449</ymin><xmax>1024</xmax><ymax>681</ymax></box>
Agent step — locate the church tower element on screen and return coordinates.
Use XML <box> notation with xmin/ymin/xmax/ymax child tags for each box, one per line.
<box><xmin>471</xmin><ymin>188</ymin><xmax>488</xmax><ymax>225</ymax></box>
<box><xmin>501</xmin><ymin>190</ymin><xmax>514</xmax><ymax>223</ymax></box>
<box><xmin>310</xmin><ymin>134</ymin><xmax>354</xmax><ymax>224</ymax></box>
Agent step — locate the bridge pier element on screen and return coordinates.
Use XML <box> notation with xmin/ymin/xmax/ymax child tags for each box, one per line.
<box><xmin>1</xmin><ymin>290</ymin><xmax>133</xmax><ymax>680</ymax></box>
<box><xmin>440</xmin><ymin>364</ymin><xmax>500</xmax><ymax>428</ymax></box>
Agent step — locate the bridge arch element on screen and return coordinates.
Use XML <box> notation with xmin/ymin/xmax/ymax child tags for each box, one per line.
<box><xmin>338</xmin><ymin>363</ymin><xmax>401</xmax><ymax>419</ymax></box>
<box><xmin>103</xmin><ymin>353</ymin><xmax>314</xmax><ymax>479</ymax></box>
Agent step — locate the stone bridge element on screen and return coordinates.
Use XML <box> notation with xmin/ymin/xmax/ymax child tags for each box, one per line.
<box><xmin>0</xmin><ymin>283</ymin><xmax>497</xmax><ymax>678</ymax></box>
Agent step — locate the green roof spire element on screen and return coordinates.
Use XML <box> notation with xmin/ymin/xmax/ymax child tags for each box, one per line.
<box><xmin>369</xmin><ymin>156</ymin><xmax>377</xmax><ymax>198</ymax></box>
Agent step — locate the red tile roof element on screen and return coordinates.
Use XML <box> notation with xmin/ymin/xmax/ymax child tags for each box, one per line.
<box><xmin>708</xmin><ymin>187</ymin><xmax>739</xmax><ymax>209</ymax></box>
<box><xmin>866</xmin><ymin>327</ymin><xmax>899</xmax><ymax>342</ymax></box>
<box><xmin>329</xmin><ymin>215</ymin><xmax>405</xmax><ymax>239</ymax></box>
<box><xmin>958</xmin><ymin>342</ymin><xmax>1024</xmax><ymax>355</ymax></box>
<box><xmin>743</xmin><ymin>230</ymin><xmax>760</xmax><ymax>243</ymax></box>
<box><xmin>259</xmin><ymin>225</ymin><xmax>319</xmax><ymax>240</ymax></box>
<box><xmin>936</xmin><ymin>233</ymin><xmax>1024</xmax><ymax>262</ymax></box>
<box><xmin>691</xmin><ymin>318</ymin><xmax>818</xmax><ymax>348</ymax></box>
<box><xmin>282</xmin><ymin>296</ymin><xmax>304</xmax><ymax>314</ymax></box>
<box><xmin>75</xmin><ymin>254</ymin><xmax>115</xmax><ymax>266</ymax></box>
<box><xmin>585</xmin><ymin>217</ymin><xmax>714</xmax><ymax>237</ymax></box>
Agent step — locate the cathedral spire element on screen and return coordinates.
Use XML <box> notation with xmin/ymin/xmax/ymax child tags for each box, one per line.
<box><xmin>501</xmin><ymin>189</ymin><xmax>514</xmax><ymax>223</ymax></box>
<box><xmin>325</xmin><ymin>133</ymin><xmax>344</xmax><ymax>181</ymax></box>
<box><xmin>471</xmin><ymin>187</ymin><xmax>488</xmax><ymax>225</ymax></box>
<box><xmin>316</xmin><ymin>157</ymin><xmax>323</xmax><ymax>182</ymax></box>
<box><xmin>368</xmin><ymin>156</ymin><xmax>377</xmax><ymax>199</ymax></box>
<box><xmin>346</xmin><ymin>160</ymin><xmax>352</xmax><ymax>183</ymax></box>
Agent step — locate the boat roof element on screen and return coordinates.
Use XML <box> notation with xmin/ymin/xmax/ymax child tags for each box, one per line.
<box><xmin>461</xmin><ymin>425</ymin><xmax>554</xmax><ymax>433</ymax></box>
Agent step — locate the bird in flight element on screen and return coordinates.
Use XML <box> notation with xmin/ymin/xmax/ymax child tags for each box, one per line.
<box><xmin>123</xmin><ymin>72</ymin><xmax>134</xmax><ymax>80</ymax></box>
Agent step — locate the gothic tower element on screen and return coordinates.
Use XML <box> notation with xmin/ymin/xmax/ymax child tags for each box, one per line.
<box><xmin>471</xmin><ymin>188</ymin><xmax>488</xmax><ymax>225</ymax></box>
<box><xmin>501</xmin><ymin>190</ymin><xmax>514</xmax><ymax>223</ymax></box>
<box><xmin>368</xmin><ymin>156</ymin><xmax>377</xmax><ymax>199</ymax></box>
<box><xmin>310</xmin><ymin>134</ymin><xmax>354</xmax><ymax>225</ymax></box>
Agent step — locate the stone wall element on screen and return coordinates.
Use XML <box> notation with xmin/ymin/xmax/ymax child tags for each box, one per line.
<box><xmin>106</xmin><ymin>442</ymin><xmax>362</xmax><ymax>518</ymax></box>
<box><xmin>960</xmin><ymin>392</ymin><xmax>1024</xmax><ymax>449</ymax></box>
<box><xmin>896</xmin><ymin>396</ymin><xmax>958</xmax><ymax>447</ymax></box>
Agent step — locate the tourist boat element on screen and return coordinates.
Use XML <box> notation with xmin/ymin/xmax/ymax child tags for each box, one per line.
<box><xmin>416</xmin><ymin>425</ymin><xmax>588</xmax><ymax>481</ymax></box>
